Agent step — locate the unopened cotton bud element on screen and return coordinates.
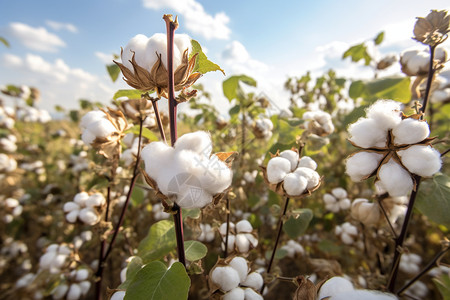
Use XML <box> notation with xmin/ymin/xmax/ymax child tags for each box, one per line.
<box><xmin>318</xmin><ymin>276</ymin><xmax>354</xmax><ymax>299</ymax></box>
<box><xmin>398</xmin><ymin>145</ymin><xmax>442</xmax><ymax>177</ymax></box>
<box><xmin>236</xmin><ymin>220</ymin><xmax>253</xmax><ymax>233</ymax></box>
<box><xmin>266</xmin><ymin>157</ymin><xmax>291</xmax><ymax>184</ymax></box>
<box><xmin>223</xmin><ymin>287</ymin><xmax>245</xmax><ymax>300</ymax></box>
<box><xmin>393</xmin><ymin>118</ymin><xmax>430</xmax><ymax>145</ymax></box>
<box><xmin>346</xmin><ymin>152</ymin><xmax>384</xmax><ymax>181</ymax></box>
<box><xmin>244</xmin><ymin>288</ymin><xmax>264</xmax><ymax>300</ymax></box>
<box><xmin>378</xmin><ymin>159</ymin><xmax>413</xmax><ymax>197</ymax></box>
<box><xmin>242</xmin><ymin>272</ymin><xmax>264</xmax><ymax>290</ymax></box>
<box><xmin>279</xmin><ymin>150</ymin><xmax>299</xmax><ymax>171</ymax></box>
<box><xmin>211</xmin><ymin>266</ymin><xmax>240</xmax><ymax>292</ymax></box>
<box><xmin>283</xmin><ymin>173</ymin><xmax>308</xmax><ymax>196</ymax></box>
<box><xmin>229</xmin><ymin>257</ymin><xmax>249</xmax><ymax>282</ymax></box>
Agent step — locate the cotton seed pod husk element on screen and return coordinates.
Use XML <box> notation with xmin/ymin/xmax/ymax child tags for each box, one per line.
<box><xmin>351</xmin><ymin>199</ymin><xmax>381</xmax><ymax>226</ymax></box>
<box><xmin>413</xmin><ymin>10</ymin><xmax>450</xmax><ymax>46</ymax></box>
<box><xmin>119</xmin><ymin>98</ymin><xmax>153</xmax><ymax>122</ymax></box>
<box><xmin>293</xmin><ymin>276</ymin><xmax>316</xmax><ymax>300</ymax></box>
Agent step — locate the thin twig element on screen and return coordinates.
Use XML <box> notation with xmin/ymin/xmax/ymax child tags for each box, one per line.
<box><xmin>224</xmin><ymin>195</ymin><xmax>230</xmax><ymax>258</ymax></box>
<box><xmin>420</xmin><ymin>45</ymin><xmax>436</xmax><ymax>117</ymax></box>
<box><xmin>149</xmin><ymin>97</ymin><xmax>167</xmax><ymax>143</ymax></box>
<box><xmin>441</xmin><ymin>148</ymin><xmax>450</xmax><ymax>157</ymax></box>
<box><xmin>377</xmin><ymin>198</ymin><xmax>398</xmax><ymax>239</ymax></box>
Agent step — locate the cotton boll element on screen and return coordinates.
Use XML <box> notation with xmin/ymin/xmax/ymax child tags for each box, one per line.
<box><xmin>110</xmin><ymin>291</ymin><xmax>125</xmax><ymax>300</ymax></box>
<box><xmin>211</xmin><ymin>266</ymin><xmax>241</xmax><ymax>292</ymax></box>
<box><xmin>378</xmin><ymin>159</ymin><xmax>413</xmax><ymax>197</ymax></box>
<box><xmin>223</xmin><ymin>287</ymin><xmax>245</xmax><ymax>300</ymax></box>
<box><xmin>75</xmin><ymin>269</ymin><xmax>89</xmax><ymax>281</ymax></box>
<box><xmin>67</xmin><ymin>284</ymin><xmax>82</xmax><ymax>300</ymax></box>
<box><xmin>294</xmin><ymin>167</ymin><xmax>320</xmax><ymax>189</ymax></box>
<box><xmin>351</xmin><ymin>199</ymin><xmax>380</xmax><ymax>226</ymax></box>
<box><xmin>80</xmin><ymin>111</ymin><xmax>105</xmax><ymax>129</ymax></box>
<box><xmin>65</xmin><ymin>210</ymin><xmax>79</xmax><ymax>223</ymax></box>
<box><xmin>243</xmin><ymin>288</ymin><xmax>264</xmax><ymax>300</ymax></box>
<box><xmin>236</xmin><ymin>220</ymin><xmax>253</xmax><ymax>233</ymax></box>
<box><xmin>242</xmin><ymin>272</ymin><xmax>264</xmax><ymax>290</ymax></box>
<box><xmin>63</xmin><ymin>202</ymin><xmax>80</xmax><ymax>212</ymax></box>
<box><xmin>79</xmin><ymin>281</ymin><xmax>91</xmax><ymax>296</ymax></box>
<box><xmin>331</xmin><ymin>187</ymin><xmax>347</xmax><ymax>199</ymax></box>
<box><xmin>235</xmin><ymin>234</ymin><xmax>251</xmax><ymax>253</ymax></box>
<box><xmin>141</xmin><ymin>142</ymin><xmax>174</xmax><ymax>190</ymax></box>
<box><xmin>348</xmin><ymin>118</ymin><xmax>387</xmax><ymax>148</ymax></box>
<box><xmin>279</xmin><ymin>150</ymin><xmax>299</xmax><ymax>171</ymax></box>
<box><xmin>222</xmin><ymin>234</ymin><xmax>236</xmax><ymax>253</ymax></box>
<box><xmin>88</xmin><ymin>119</ymin><xmax>117</xmax><ymax>139</ymax></box>
<box><xmin>121</xmin><ymin>34</ymin><xmax>151</xmax><ymax>73</ymax></box>
<box><xmin>318</xmin><ymin>276</ymin><xmax>354</xmax><ymax>299</ymax></box>
<box><xmin>81</xmin><ymin>130</ymin><xmax>96</xmax><ymax>145</ymax></box>
<box><xmin>266</xmin><ymin>157</ymin><xmax>291</xmax><ymax>183</ymax></box>
<box><xmin>39</xmin><ymin>252</ymin><xmax>56</xmax><ymax>269</ymax></box>
<box><xmin>86</xmin><ymin>193</ymin><xmax>105</xmax><ymax>207</ymax></box>
<box><xmin>197</xmin><ymin>154</ymin><xmax>232</xmax><ymax>195</ymax></box>
<box><xmin>73</xmin><ymin>192</ymin><xmax>89</xmax><ymax>206</ymax></box>
<box><xmin>176</xmin><ymin>188</ymin><xmax>212</xmax><ymax>209</ymax></box>
<box><xmin>244</xmin><ymin>233</ymin><xmax>258</xmax><ymax>248</ymax></box>
<box><xmin>79</xmin><ymin>208</ymin><xmax>99</xmax><ymax>225</ymax></box>
<box><xmin>283</xmin><ymin>173</ymin><xmax>308</xmax><ymax>196</ymax></box>
<box><xmin>398</xmin><ymin>145</ymin><xmax>441</xmax><ymax>177</ymax></box>
<box><xmin>298</xmin><ymin>156</ymin><xmax>317</xmax><ymax>170</ymax></box>
<box><xmin>229</xmin><ymin>257</ymin><xmax>249</xmax><ymax>282</ymax></box>
<box><xmin>366</xmin><ymin>100</ymin><xmax>402</xmax><ymax>130</ymax></box>
<box><xmin>393</xmin><ymin>118</ymin><xmax>430</xmax><ymax>145</ymax></box>
<box><xmin>220</xmin><ymin>222</ymin><xmax>235</xmax><ymax>236</ymax></box>
<box><xmin>346</xmin><ymin>151</ymin><xmax>384</xmax><ymax>181</ymax></box>
<box><xmin>331</xmin><ymin>290</ymin><xmax>398</xmax><ymax>300</ymax></box>
<box><xmin>174</xmin><ymin>131</ymin><xmax>212</xmax><ymax>157</ymax></box>
<box><xmin>52</xmin><ymin>284</ymin><xmax>69</xmax><ymax>299</ymax></box>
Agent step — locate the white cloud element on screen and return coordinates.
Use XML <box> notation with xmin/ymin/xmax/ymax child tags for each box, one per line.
<box><xmin>7</xmin><ymin>22</ymin><xmax>66</xmax><ymax>52</ymax></box>
<box><xmin>45</xmin><ymin>20</ymin><xmax>78</xmax><ymax>33</ymax></box>
<box><xmin>221</xmin><ymin>40</ymin><xmax>268</xmax><ymax>75</ymax></box>
<box><xmin>2</xmin><ymin>53</ymin><xmax>23</xmax><ymax>68</ymax></box>
<box><xmin>95</xmin><ymin>51</ymin><xmax>115</xmax><ymax>64</ymax></box>
<box><xmin>142</xmin><ymin>0</ymin><xmax>231</xmax><ymax>40</ymax></box>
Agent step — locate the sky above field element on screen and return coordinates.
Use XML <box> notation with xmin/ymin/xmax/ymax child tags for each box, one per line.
<box><xmin>0</xmin><ymin>0</ymin><xmax>449</xmax><ymax>114</ymax></box>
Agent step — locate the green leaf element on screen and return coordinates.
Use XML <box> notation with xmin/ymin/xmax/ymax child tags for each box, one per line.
<box><xmin>318</xmin><ymin>240</ymin><xmax>341</xmax><ymax>256</ymax></box>
<box><xmin>125</xmin><ymin>261</ymin><xmax>190</xmax><ymax>300</ymax></box>
<box><xmin>79</xmin><ymin>99</ymin><xmax>93</xmax><ymax>110</ymax></box>
<box><xmin>126</xmin><ymin>125</ymin><xmax>158</xmax><ymax>141</ymax></box>
<box><xmin>182</xmin><ymin>208</ymin><xmax>201</xmax><ymax>220</ymax></box>
<box><xmin>374</xmin><ymin>31</ymin><xmax>385</xmax><ymax>45</ymax></box>
<box><xmin>365</xmin><ymin>76</ymin><xmax>411</xmax><ymax>102</ymax></box>
<box><xmin>119</xmin><ymin>256</ymin><xmax>144</xmax><ymax>289</ymax></box>
<box><xmin>342</xmin><ymin>43</ymin><xmax>371</xmax><ymax>65</ymax></box>
<box><xmin>138</xmin><ymin>220</ymin><xmax>176</xmax><ymax>263</ymax></box>
<box><xmin>107</xmin><ymin>63</ymin><xmax>120</xmax><ymax>82</ymax></box>
<box><xmin>433</xmin><ymin>274</ymin><xmax>450</xmax><ymax>300</ymax></box>
<box><xmin>342</xmin><ymin>105</ymin><xmax>368</xmax><ymax>127</ymax></box>
<box><xmin>265</xmin><ymin>248</ymin><xmax>288</xmax><ymax>260</ymax></box>
<box><xmin>113</xmin><ymin>89</ymin><xmax>145</xmax><ymax>100</ymax></box>
<box><xmin>223</xmin><ymin>75</ymin><xmax>257</xmax><ymax>102</ymax></box>
<box><xmin>283</xmin><ymin>208</ymin><xmax>313</xmax><ymax>239</ymax></box>
<box><xmin>0</xmin><ymin>37</ymin><xmax>9</xmax><ymax>47</ymax></box>
<box><xmin>131</xmin><ymin>186</ymin><xmax>145</xmax><ymax>206</ymax></box>
<box><xmin>184</xmin><ymin>240</ymin><xmax>207</xmax><ymax>261</ymax></box>
<box><xmin>348</xmin><ymin>80</ymin><xmax>367</xmax><ymax>99</ymax></box>
<box><xmin>190</xmin><ymin>39</ymin><xmax>224</xmax><ymax>75</ymax></box>
<box><xmin>416</xmin><ymin>173</ymin><xmax>450</xmax><ymax>227</ymax></box>
<box><xmin>229</xmin><ymin>104</ymin><xmax>241</xmax><ymax>116</ymax></box>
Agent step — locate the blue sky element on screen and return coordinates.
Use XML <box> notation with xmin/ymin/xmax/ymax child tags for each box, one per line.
<box><xmin>0</xmin><ymin>0</ymin><xmax>449</xmax><ymax>113</ymax></box>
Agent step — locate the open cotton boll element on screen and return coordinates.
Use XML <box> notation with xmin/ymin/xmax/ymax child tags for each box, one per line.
<box><xmin>176</xmin><ymin>188</ymin><xmax>213</xmax><ymax>209</ymax></box>
<box><xmin>244</xmin><ymin>288</ymin><xmax>264</xmax><ymax>300</ymax></box>
<box><xmin>266</xmin><ymin>157</ymin><xmax>291</xmax><ymax>183</ymax></box>
<box><xmin>174</xmin><ymin>34</ymin><xmax>192</xmax><ymax>56</ymax></box>
<box><xmin>242</xmin><ymin>272</ymin><xmax>264</xmax><ymax>290</ymax></box>
<box><xmin>67</xmin><ymin>283</ymin><xmax>81</xmax><ymax>300</ymax></box>
<box><xmin>211</xmin><ymin>266</ymin><xmax>241</xmax><ymax>292</ymax></box>
<box><xmin>122</xmin><ymin>34</ymin><xmax>151</xmax><ymax>73</ymax></box>
<box><xmin>398</xmin><ymin>145</ymin><xmax>441</xmax><ymax>177</ymax></box>
<box><xmin>348</xmin><ymin>118</ymin><xmax>387</xmax><ymax>148</ymax></box>
<box><xmin>88</xmin><ymin>119</ymin><xmax>117</xmax><ymax>139</ymax></box>
<box><xmin>318</xmin><ymin>276</ymin><xmax>354</xmax><ymax>299</ymax></box>
<box><xmin>283</xmin><ymin>173</ymin><xmax>308</xmax><ymax>196</ymax></box>
<box><xmin>79</xmin><ymin>208</ymin><xmax>99</xmax><ymax>225</ymax></box>
<box><xmin>236</xmin><ymin>220</ymin><xmax>253</xmax><ymax>233</ymax></box>
<box><xmin>80</xmin><ymin>111</ymin><xmax>106</xmax><ymax>129</ymax></box>
<box><xmin>378</xmin><ymin>159</ymin><xmax>413</xmax><ymax>197</ymax></box>
<box><xmin>235</xmin><ymin>234</ymin><xmax>251</xmax><ymax>253</ymax></box>
<box><xmin>86</xmin><ymin>193</ymin><xmax>105</xmax><ymax>207</ymax></box>
<box><xmin>294</xmin><ymin>167</ymin><xmax>320</xmax><ymax>189</ymax></box>
<box><xmin>63</xmin><ymin>202</ymin><xmax>80</xmax><ymax>213</ymax></box>
<box><xmin>331</xmin><ymin>290</ymin><xmax>398</xmax><ymax>300</ymax></box>
<box><xmin>220</xmin><ymin>222</ymin><xmax>235</xmax><ymax>236</ymax></box>
<box><xmin>74</xmin><ymin>192</ymin><xmax>90</xmax><ymax>206</ymax></box>
<box><xmin>222</xmin><ymin>234</ymin><xmax>236</xmax><ymax>253</ymax></box>
<box><xmin>331</xmin><ymin>187</ymin><xmax>347</xmax><ymax>199</ymax></box>
<box><xmin>298</xmin><ymin>156</ymin><xmax>317</xmax><ymax>170</ymax></box>
<box><xmin>53</xmin><ymin>284</ymin><xmax>69</xmax><ymax>299</ymax></box>
<box><xmin>244</xmin><ymin>233</ymin><xmax>258</xmax><ymax>249</ymax></box>
<box><xmin>393</xmin><ymin>118</ymin><xmax>430</xmax><ymax>145</ymax></box>
<box><xmin>229</xmin><ymin>257</ymin><xmax>249</xmax><ymax>282</ymax></box>
<box><xmin>366</xmin><ymin>100</ymin><xmax>402</xmax><ymax>130</ymax></box>
<box><xmin>110</xmin><ymin>291</ymin><xmax>125</xmax><ymax>300</ymax></box>
<box><xmin>223</xmin><ymin>287</ymin><xmax>245</xmax><ymax>300</ymax></box>
<box><xmin>65</xmin><ymin>210</ymin><xmax>79</xmax><ymax>223</ymax></box>
<box><xmin>351</xmin><ymin>199</ymin><xmax>380</xmax><ymax>226</ymax></box>
<box><xmin>174</xmin><ymin>131</ymin><xmax>212</xmax><ymax>157</ymax></box>
<box><xmin>197</xmin><ymin>154</ymin><xmax>233</xmax><ymax>195</ymax></box>
<box><xmin>81</xmin><ymin>130</ymin><xmax>96</xmax><ymax>145</ymax></box>
<box><xmin>346</xmin><ymin>152</ymin><xmax>384</xmax><ymax>181</ymax></box>
<box><xmin>279</xmin><ymin>150</ymin><xmax>299</xmax><ymax>171</ymax></box>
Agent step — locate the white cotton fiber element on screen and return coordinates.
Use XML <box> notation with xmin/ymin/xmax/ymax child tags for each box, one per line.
<box><xmin>176</xmin><ymin>188</ymin><xmax>212</xmax><ymax>209</ymax></box>
<box><xmin>366</xmin><ymin>100</ymin><xmax>402</xmax><ymax>130</ymax></box>
<box><xmin>67</xmin><ymin>283</ymin><xmax>81</xmax><ymax>300</ymax></box>
<box><xmin>65</xmin><ymin>210</ymin><xmax>79</xmax><ymax>223</ymax></box>
<box><xmin>345</xmin><ymin>152</ymin><xmax>384</xmax><ymax>181</ymax></box>
<box><xmin>318</xmin><ymin>276</ymin><xmax>354</xmax><ymax>299</ymax></box>
<box><xmin>222</xmin><ymin>234</ymin><xmax>236</xmax><ymax>253</ymax></box>
<box><xmin>211</xmin><ymin>266</ymin><xmax>240</xmax><ymax>292</ymax></box>
<box><xmin>223</xmin><ymin>288</ymin><xmax>245</xmax><ymax>300</ymax></box>
<box><xmin>392</xmin><ymin>118</ymin><xmax>430</xmax><ymax>145</ymax></box>
<box><xmin>348</xmin><ymin>118</ymin><xmax>387</xmax><ymax>148</ymax></box>
<box><xmin>244</xmin><ymin>288</ymin><xmax>264</xmax><ymax>300</ymax></box>
<box><xmin>229</xmin><ymin>257</ymin><xmax>249</xmax><ymax>282</ymax></box>
<box><xmin>79</xmin><ymin>208</ymin><xmax>99</xmax><ymax>225</ymax></box>
<box><xmin>74</xmin><ymin>192</ymin><xmax>89</xmax><ymax>206</ymax></box>
<box><xmin>197</xmin><ymin>154</ymin><xmax>233</xmax><ymax>195</ymax></box>
<box><xmin>89</xmin><ymin>119</ymin><xmax>117</xmax><ymax>139</ymax></box>
<box><xmin>80</xmin><ymin>110</ymin><xmax>105</xmax><ymax>129</ymax></box>
<box><xmin>266</xmin><ymin>157</ymin><xmax>291</xmax><ymax>184</ymax></box>
<box><xmin>283</xmin><ymin>173</ymin><xmax>307</xmax><ymax>196</ymax></box>
<box><xmin>331</xmin><ymin>187</ymin><xmax>347</xmax><ymax>199</ymax></box>
<box><xmin>235</xmin><ymin>234</ymin><xmax>251</xmax><ymax>253</ymax></box>
<box><xmin>294</xmin><ymin>167</ymin><xmax>320</xmax><ymax>189</ymax></box>
<box><xmin>219</xmin><ymin>222</ymin><xmax>235</xmax><ymax>236</ymax></box>
<box><xmin>331</xmin><ymin>290</ymin><xmax>398</xmax><ymax>300</ymax></box>
<box><xmin>174</xmin><ymin>131</ymin><xmax>212</xmax><ymax>157</ymax></box>
<box><xmin>63</xmin><ymin>202</ymin><xmax>80</xmax><ymax>213</ymax></box>
<box><xmin>242</xmin><ymin>272</ymin><xmax>264</xmax><ymax>290</ymax></box>
<box><xmin>298</xmin><ymin>156</ymin><xmax>317</xmax><ymax>170</ymax></box>
<box><xmin>81</xmin><ymin>130</ymin><xmax>96</xmax><ymax>145</ymax></box>
<box><xmin>86</xmin><ymin>193</ymin><xmax>105</xmax><ymax>207</ymax></box>
<box><xmin>110</xmin><ymin>291</ymin><xmax>125</xmax><ymax>300</ymax></box>
<box><xmin>398</xmin><ymin>145</ymin><xmax>442</xmax><ymax>177</ymax></box>
<box><xmin>236</xmin><ymin>220</ymin><xmax>253</xmax><ymax>233</ymax></box>
<box><xmin>122</xmin><ymin>34</ymin><xmax>150</xmax><ymax>73</ymax></box>
<box><xmin>378</xmin><ymin>159</ymin><xmax>413</xmax><ymax>197</ymax></box>
<box><xmin>244</xmin><ymin>233</ymin><xmax>258</xmax><ymax>248</ymax></box>
<box><xmin>279</xmin><ymin>150</ymin><xmax>299</xmax><ymax>171</ymax></box>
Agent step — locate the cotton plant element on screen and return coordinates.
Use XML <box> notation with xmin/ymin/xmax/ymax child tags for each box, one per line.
<box><xmin>345</xmin><ymin>99</ymin><xmax>442</xmax><ymax>197</ymax></box>
<box><xmin>39</xmin><ymin>244</ymin><xmax>72</xmax><ymax>274</ymax></box>
<box><xmin>0</xmin><ymin>106</ymin><xmax>15</xmax><ymax>129</ymax></box>
<box><xmin>400</xmin><ymin>47</ymin><xmax>447</xmax><ymax>76</ymax></box>
<box><xmin>0</xmin><ymin>134</ymin><xmax>17</xmax><ymax>152</ymax></box>
<box><xmin>16</xmin><ymin>106</ymin><xmax>51</xmax><ymax>123</ymax></box>
<box><xmin>399</xmin><ymin>253</ymin><xmax>422</xmax><ymax>275</ymax></box>
<box><xmin>323</xmin><ymin>187</ymin><xmax>351</xmax><ymax>213</ymax></box>
<box><xmin>220</xmin><ymin>220</ymin><xmax>258</xmax><ymax>254</ymax></box>
<box><xmin>430</xmin><ymin>69</ymin><xmax>450</xmax><ymax>103</ymax></box>
<box><xmin>281</xmin><ymin>240</ymin><xmax>305</xmax><ymax>258</ymax></box>
<box><xmin>63</xmin><ymin>192</ymin><xmax>106</xmax><ymax>225</ymax></box>
<box><xmin>253</xmin><ymin>117</ymin><xmax>273</xmax><ymax>140</ymax></box>
<box><xmin>335</xmin><ymin>222</ymin><xmax>359</xmax><ymax>245</ymax></box>
<box><xmin>2</xmin><ymin>197</ymin><xmax>23</xmax><ymax>223</ymax></box>
<box><xmin>198</xmin><ymin>223</ymin><xmax>215</xmax><ymax>243</ymax></box>
<box><xmin>52</xmin><ymin>269</ymin><xmax>91</xmax><ymax>300</ymax></box>
<box><xmin>263</xmin><ymin>149</ymin><xmax>320</xmax><ymax>198</ymax></box>
<box><xmin>0</xmin><ymin>153</ymin><xmax>17</xmax><ymax>173</ymax></box>
<box><xmin>302</xmin><ymin>110</ymin><xmax>335</xmax><ymax>136</ymax></box>
<box><xmin>141</xmin><ymin>131</ymin><xmax>233</xmax><ymax>209</ymax></box>
<box><xmin>351</xmin><ymin>198</ymin><xmax>381</xmax><ymax>226</ymax></box>
<box><xmin>210</xmin><ymin>256</ymin><xmax>264</xmax><ymax>300</ymax></box>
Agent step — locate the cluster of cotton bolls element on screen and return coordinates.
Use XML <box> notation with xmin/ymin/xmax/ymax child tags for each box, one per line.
<box><xmin>303</xmin><ymin>110</ymin><xmax>335</xmax><ymax>136</ymax></box>
<box><xmin>72</xmin><ymin>231</ymin><xmax>93</xmax><ymax>250</ymax></box>
<box><xmin>141</xmin><ymin>131</ymin><xmax>232</xmax><ymax>209</ymax></box>
<box><xmin>351</xmin><ymin>198</ymin><xmax>381</xmax><ymax>226</ymax></box>
<box><xmin>80</xmin><ymin>110</ymin><xmax>122</xmax><ymax>146</ymax></box>
<box><xmin>431</xmin><ymin>69</ymin><xmax>450</xmax><ymax>103</ymax></box>
<box><xmin>220</xmin><ymin>220</ymin><xmax>258</xmax><ymax>254</ymax></box>
<box><xmin>20</xmin><ymin>160</ymin><xmax>45</xmax><ymax>175</ymax></box>
<box><xmin>210</xmin><ymin>256</ymin><xmax>264</xmax><ymax>300</ymax></box>
<box><xmin>346</xmin><ymin>99</ymin><xmax>442</xmax><ymax>197</ymax></box>
<box><xmin>39</xmin><ymin>244</ymin><xmax>72</xmax><ymax>274</ymax></box>
<box><xmin>323</xmin><ymin>187</ymin><xmax>351</xmax><ymax>213</ymax></box>
<box><xmin>281</xmin><ymin>240</ymin><xmax>305</xmax><ymax>258</ymax></box>
<box><xmin>63</xmin><ymin>192</ymin><xmax>105</xmax><ymax>225</ymax></box>
<box><xmin>69</xmin><ymin>151</ymin><xmax>89</xmax><ymax>174</ymax></box>
<box><xmin>121</xmin><ymin>133</ymin><xmax>141</xmax><ymax>166</ymax></box>
<box><xmin>253</xmin><ymin>117</ymin><xmax>274</xmax><ymax>140</ymax></box>
<box><xmin>2</xmin><ymin>197</ymin><xmax>23</xmax><ymax>223</ymax></box>
<box><xmin>52</xmin><ymin>269</ymin><xmax>91</xmax><ymax>300</ymax></box>
<box><xmin>400</xmin><ymin>47</ymin><xmax>447</xmax><ymax>76</ymax></box>
<box><xmin>0</xmin><ymin>134</ymin><xmax>17</xmax><ymax>152</ymax></box>
<box><xmin>16</xmin><ymin>106</ymin><xmax>51</xmax><ymax>123</ymax></box>
<box><xmin>242</xmin><ymin>170</ymin><xmax>258</xmax><ymax>185</ymax></box>
<box><xmin>334</xmin><ymin>222</ymin><xmax>359</xmax><ymax>245</ymax></box>
<box><xmin>318</xmin><ymin>276</ymin><xmax>397</xmax><ymax>299</ymax></box>
<box><xmin>0</xmin><ymin>153</ymin><xmax>17</xmax><ymax>173</ymax></box>
<box><xmin>1</xmin><ymin>237</ymin><xmax>28</xmax><ymax>258</ymax></box>
<box><xmin>399</xmin><ymin>253</ymin><xmax>422</xmax><ymax>275</ymax></box>
<box><xmin>152</xmin><ymin>203</ymin><xmax>170</xmax><ymax>220</ymax></box>
<box><xmin>266</xmin><ymin>150</ymin><xmax>320</xmax><ymax>196</ymax></box>
<box><xmin>0</xmin><ymin>106</ymin><xmax>15</xmax><ymax>129</ymax></box>
<box><xmin>198</xmin><ymin>223</ymin><xmax>215</xmax><ymax>242</ymax></box>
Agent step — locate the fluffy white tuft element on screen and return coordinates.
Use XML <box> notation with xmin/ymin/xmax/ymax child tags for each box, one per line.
<box><xmin>331</xmin><ymin>290</ymin><xmax>398</xmax><ymax>300</ymax></box>
<box><xmin>279</xmin><ymin>150</ymin><xmax>299</xmax><ymax>171</ymax></box>
<box><xmin>393</xmin><ymin>118</ymin><xmax>430</xmax><ymax>145</ymax></box>
<box><xmin>283</xmin><ymin>173</ymin><xmax>308</xmax><ymax>196</ymax></box>
<box><xmin>378</xmin><ymin>159</ymin><xmax>413</xmax><ymax>197</ymax></box>
<box><xmin>318</xmin><ymin>276</ymin><xmax>354</xmax><ymax>299</ymax></box>
<box><xmin>229</xmin><ymin>256</ymin><xmax>249</xmax><ymax>282</ymax></box>
<box><xmin>243</xmin><ymin>288</ymin><xmax>264</xmax><ymax>300</ymax></box>
<box><xmin>242</xmin><ymin>272</ymin><xmax>264</xmax><ymax>290</ymax></box>
<box><xmin>366</xmin><ymin>100</ymin><xmax>402</xmax><ymax>130</ymax></box>
<box><xmin>294</xmin><ymin>167</ymin><xmax>320</xmax><ymax>189</ymax></box>
<box><xmin>298</xmin><ymin>156</ymin><xmax>317</xmax><ymax>170</ymax></box>
<box><xmin>266</xmin><ymin>157</ymin><xmax>291</xmax><ymax>184</ymax></box>
<box><xmin>345</xmin><ymin>152</ymin><xmax>384</xmax><ymax>181</ymax></box>
<box><xmin>211</xmin><ymin>266</ymin><xmax>240</xmax><ymax>292</ymax></box>
<box><xmin>398</xmin><ymin>145</ymin><xmax>442</xmax><ymax>177</ymax></box>
<box><xmin>348</xmin><ymin>118</ymin><xmax>387</xmax><ymax>148</ymax></box>
<box><xmin>223</xmin><ymin>288</ymin><xmax>245</xmax><ymax>300</ymax></box>
<box><xmin>236</xmin><ymin>220</ymin><xmax>253</xmax><ymax>233</ymax></box>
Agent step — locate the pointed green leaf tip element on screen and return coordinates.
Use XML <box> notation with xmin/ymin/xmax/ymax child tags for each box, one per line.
<box><xmin>124</xmin><ymin>261</ymin><xmax>190</xmax><ymax>300</ymax></box>
<box><xmin>374</xmin><ymin>31</ymin><xmax>384</xmax><ymax>45</ymax></box>
<box><xmin>222</xmin><ymin>75</ymin><xmax>257</xmax><ymax>102</ymax></box>
<box><xmin>283</xmin><ymin>208</ymin><xmax>313</xmax><ymax>239</ymax></box>
<box><xmin>0</xmin><ymin>37</ymin><xmax>9</xmax><ymax>48</ymax></box>
<box><xmin>107</xmin><ymin>63</ymin><xmax>120</xmax><ymax>82</ymax></box>
<box><xmin>190</xmin><ymin>39</ymin><xmax>225</xmax><ymax>75</ymax></box>
<box><xmin>342</xmin><ymin>43</ymin><xmax>371</xmax><ymax>65</ymax></box>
